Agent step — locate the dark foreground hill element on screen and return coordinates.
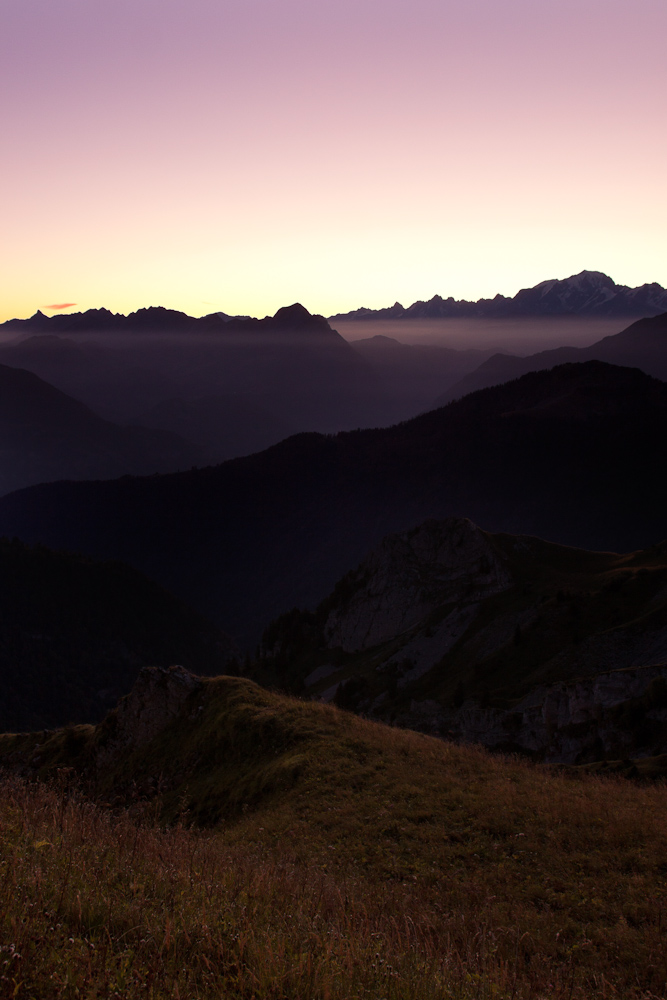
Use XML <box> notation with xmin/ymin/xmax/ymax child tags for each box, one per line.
<box><xmin>255</xmin><ymin>517</ymin><xmax>667</xmax><ymax>765</ymax></box>
<box><xmin>439</xmin><ymin>311</ymin><xmax>667</xmax><ymax>403</ymax></box>
<box><xmin>1</xmin><ymin>361</ymin><xmax>667</xmax><ymax>645</ymax></box>
<box><xmin>0</xmin><ymin>539</ymin><xmax>236</xmax><ymax>731</ymax></box>
<box><xmin>0</xmin><ymin>361</ymin><xmax>201</xmax><ymax>494</ymax></box>
<box><xmin>1</xmin><ymin>669</ymin><xmax>667</xmax><ymax>997</ymax></box>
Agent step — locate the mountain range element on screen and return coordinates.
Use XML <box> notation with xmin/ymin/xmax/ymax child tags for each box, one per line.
<box><xmin>330</xmin><ymin>270</ymin><xmax>667</xmax><ymax>320</ymax></box>
<box><xmin>1</xmin><ymin>303</ymin><xmax>666</xmax><ymax>497</ymax></box>
<box><xmin>1</xmin><ymin>360</ymin><xmax>666</xmax><ymax>646</ymax></box>
<box><xmin>2</xmin><ymin>298</ymin><xmax>666</xmax><ymax>487</ymax></box>
<box><xmin>0</xmin><ymin>304</ymin><xmax>391</xmax><ymax>459</ymax></box>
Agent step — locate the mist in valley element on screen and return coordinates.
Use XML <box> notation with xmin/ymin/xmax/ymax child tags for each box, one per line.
<box><xmin>0</xmin><ymin>303</ymin><xmax>664</xmax><ymax>498</ymax></box>
<box><xmin>333</xmin><ymin>315</ymin><xmax>639</xmax><ymax>353</ymax></box>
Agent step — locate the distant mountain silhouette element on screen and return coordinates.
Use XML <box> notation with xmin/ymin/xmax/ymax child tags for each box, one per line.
<box><xmin>1</xmin><ymin>361</ymin><xmax>666</xmax><ymax>646</ymax></box>
<box><xmin>0</xmin><ymin>362</ymin><xmax>202</xmax><ymax>495</ymax></box>
<box><xmin>1</xmin><ymin>302</ymin><xmax>346</xmax><ymax>340</ymax></box>
<box><xmin>438</xmin><ymin>312</ymin><xmax>667</xmax><ymax>404</ymax></box>
<box><xmin>0</xmin><ymin>538</ymin><xmax>236</xmax><ymax>732</ymax></box>
<box><xmin>330</xmin><ymin>271</ymin><xmax>667</xmax><ymax>320</ymax></box>
<box><xmin>0</xmin><ymin>303</ymin><xmax>385</xmax><ymax>435</ymax></box>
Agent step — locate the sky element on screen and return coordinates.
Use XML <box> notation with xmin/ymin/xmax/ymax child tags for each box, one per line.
<box><xmin>1</xmin><ymin>0</ymin><xmax>666</xmax><ymax>322</ymax></box>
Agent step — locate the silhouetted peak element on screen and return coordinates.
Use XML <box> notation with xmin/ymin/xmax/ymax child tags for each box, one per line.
<box><xmin>332</xmin><ymin>273</ymin><xmax>667</xmax><ymax>321</ymax></box>
<box><xmin>129</xmin><ymin>306</ymin><xmax>192</xmax><ymax>324</ymax></box>
<box><xmin>272</xmin><ymin>303</ymin><xmax>313</xmax><ymax>324</ymax></box>
<box><xmin>535</xmin><ymin>270</ymin><xmax>615</xmax><ymax>289</ymax></box>
<box><xmin>573</xmin><ymin>270</ymin><xmax>616</xmax><ymax>284</ymax></box>
<box><xmin>78</xmin><ymin>307</ymin><xmax>116</xmax><ymax>319</ymax></box>
<box><xmin>270</xmin><ymin>303</ymin><xmax>336</xmax><ymax>336</ymax></box>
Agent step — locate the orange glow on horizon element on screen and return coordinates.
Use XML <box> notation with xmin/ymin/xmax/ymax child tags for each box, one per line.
<box><xmin>0</xmin><ymin>0</ymin><xmax>665</xmax><ymax>325</ymax></box>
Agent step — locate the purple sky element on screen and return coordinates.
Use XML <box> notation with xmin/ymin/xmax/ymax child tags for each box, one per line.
<box><xmin>1</xmin><ymin>0</ymin><xmax>665</xmax><ymax>320</ymax></box>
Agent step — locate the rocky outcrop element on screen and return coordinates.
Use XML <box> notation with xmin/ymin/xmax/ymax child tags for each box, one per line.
<box><xmin>96</xmin><ymin>665</ymin><xmax>202</xmax><ymax>767</ymax></box>
<box><xmin>400</xmin><ymin>664</ymin><xmax>667</xmax><ymax>764</ymax></box>
<box><xmin>258</xmin><ymin>516</ymin><xmax>667</xmax><ymax>768</ymax></box>
<box><xmin>324</xmin><ymin>518</ymin><xmax>512</xmax><ymax>652</ymax></box>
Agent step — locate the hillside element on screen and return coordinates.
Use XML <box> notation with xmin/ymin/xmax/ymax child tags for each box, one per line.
<box><xmin>439</xmin><ymin>311</ymin><xmax>667</xmax><ymax>403</ymax></box>
<box><xmin>0</xmin><ymin>361</ymin><xmax>201</xmax><ymax>494</ymax></box>
<box><xmin>1</xmin><ymin>668</ymin><xmax>667</xmax><ymax>997</ymax></box>
<box><xmin>0</xmin><ymin>539</ymin><xmax>236</xmax><ymax>731</ymax></box>
<box><xmin>255</xmin><ymin>517</ymin><xmax>667</xmax><ymax>764</ymax></box>
<box><xmin>0</xmin><ymin>361</ymin><xmax>666</xmax><ymax>645</ymax></box>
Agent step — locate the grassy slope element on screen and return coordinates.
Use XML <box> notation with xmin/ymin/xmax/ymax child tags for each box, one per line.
<box><xmin>2</xmin><ymin>675</ymin><xmax>667</xmax><ymax>997</ymax></box>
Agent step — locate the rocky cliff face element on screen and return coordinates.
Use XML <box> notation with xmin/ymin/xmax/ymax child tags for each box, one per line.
<box><xmin>96</xmin><ymin>665</ymin><xmax>202</xmax><ymax>767</ymax></box>
<box><xmin>324</xmin><ymin>518</ymin><xmax>512</xmax><ymax>652</ymax></box>
<box><xmin>0</xmin><ymin>664</ymin><xmax>205</xmax><ymax>788</ymax></box>
<box><xmin>257</xmin><ymin>518</ymin><xmax>667</xmax><ymax>766</ymax></box>
<box><xmin>403</xmin><ymin>663</ymin><xmax>667</xmax><ymax>764</ymax></box>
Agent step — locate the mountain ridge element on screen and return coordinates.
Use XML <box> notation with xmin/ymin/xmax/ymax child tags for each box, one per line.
<box><xmin>0</xmin><ymin>361</ymin><xmax>202</xmax><ymax>495</ymax></box>
<box><xmin>0</xmin><ymin>303</ymin><xmax>386</xmax><ymax>446</ymax></box>
<box><xmin>1</xmin><ymin>360</ymin><xmax>666</xmax><ymax>645</ymax></box>
<box><xmin>1</xmin><ymin>302</ymin><xmax>337</xmax><ymax>339</ymax></box>
<box><xmin>330</xmin><ymin>270</ymin><xmax>667</xmax><ymax>321</ymax></box>
<box><xmin>438</xmin><ymin>311</ymin><xmax>667</xmax><ymax>403</ymax></box>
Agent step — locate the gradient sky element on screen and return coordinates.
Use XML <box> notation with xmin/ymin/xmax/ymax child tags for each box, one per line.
<box><xmin>1</xmin><ymin>0</ymin><xmax>665</xmax><ymax>322</ymax></box>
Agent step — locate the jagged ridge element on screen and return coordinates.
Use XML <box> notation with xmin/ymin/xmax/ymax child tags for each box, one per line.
<box><xmin>331</xmin><ymin>270</ymin><xmax>667</xmax><ymax>320</ymax></box>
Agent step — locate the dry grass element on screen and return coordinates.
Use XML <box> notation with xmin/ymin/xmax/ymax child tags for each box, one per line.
<box><xmin>2</xmin><ymin>681</ymin><xmax>667</xmax><ymax>997</ymax></box>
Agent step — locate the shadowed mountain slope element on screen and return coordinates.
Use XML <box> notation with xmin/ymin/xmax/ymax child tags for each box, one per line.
<box><xmin>255</xmin><ymin>517</ymin><xmax>667</xmax><ymax>764</ymax></box>
<box><xmin>0</xmin><ymin>539</ymin><xmax>236</xmax><ymax>732</ymax></box>
<box><xmin>1</xmin><ymin>361</ymin><xmax>666</xmax><ymax>645</ymax></box>
<box><xmin>138</xmin><ymin>394</ymin><xmax>297</xmax><ymax>465</ymax></box>
<box><xmin>439</xmin><ymin>311</ymin><xmax>667</xmax><ymax>403</ymax></box>
<box><xmin>0</xmin><ymin>362</ymin><xmax>201</xmax><ymax>495</ymax></box>
<box><xmin>349</xmin><ymin>335</ymin><xmax>494</xmax><ymax>419</ymax></box>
